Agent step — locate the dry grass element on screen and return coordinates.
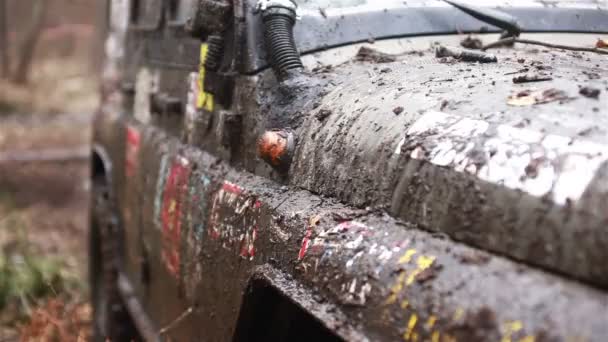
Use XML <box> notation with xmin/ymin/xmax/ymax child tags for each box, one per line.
<box><xmin>0</xmin><ymin>186</ymin><xmax>90</xmax><ymax>341</ymax></box>
<box><xmin>19</xmin><ymin>299</ymin><xmax>91</xmax><ymax>342</ymax></box>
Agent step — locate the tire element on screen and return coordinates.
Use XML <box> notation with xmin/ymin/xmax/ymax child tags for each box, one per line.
<box><xmin>89</xmin><ymin>175</ymin><xmax>138</xmax><ymax>342</ymax></box>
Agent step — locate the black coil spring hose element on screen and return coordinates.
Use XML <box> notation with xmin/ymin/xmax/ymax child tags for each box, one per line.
<box><xmin>263</xmin><ymin>12</ymin><xmax>303</xmax><ymax>79</ymax></box>
<box><xmin>205</xmin><ymin>34</ymin><xmax>224</xmax><ymax>72</ymax></box>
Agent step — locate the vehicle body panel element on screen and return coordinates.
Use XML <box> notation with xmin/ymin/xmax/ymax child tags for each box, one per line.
<box><xmin>93</xmin><ymin>0</ymin><xmax>608</xmax><ymax>340</ymax></box>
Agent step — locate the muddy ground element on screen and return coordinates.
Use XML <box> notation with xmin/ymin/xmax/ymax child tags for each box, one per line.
<box><xmin>0</xmin><ymin>61</ymin><xmax>97</xmax><ymax>341</ymax></box>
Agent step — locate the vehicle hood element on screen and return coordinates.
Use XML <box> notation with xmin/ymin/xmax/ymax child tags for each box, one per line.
<box><xmin>287</xmin><ymin>33</ymin><xmax>608</xmax><ymax>287</ymax></box>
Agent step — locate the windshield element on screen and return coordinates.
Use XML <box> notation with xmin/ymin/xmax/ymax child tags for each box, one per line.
<box><xmin>295</xmin><ymin>0</ymin><xmax>606</xmax><ymax>10</ymax></box>
<box><xmin>296</xmin><ymin>0</ymin><xmax>367</xmax><ymax>8</ymax></box>
<box><xmin>244</xmin><ymin>0</ymin><xmax>608</xmax><ymax>73</ymax></box>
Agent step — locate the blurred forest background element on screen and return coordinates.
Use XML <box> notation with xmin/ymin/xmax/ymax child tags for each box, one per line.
<box><xmin>0</xmin><ymin>0</ymin><xmax>107</xmax><ymax>340</ymax></box>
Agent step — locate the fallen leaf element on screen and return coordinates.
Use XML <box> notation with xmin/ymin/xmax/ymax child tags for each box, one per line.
<box><xmin>507</xmin><ymin>88</ymin><xmax>571</xmax><ymax>106</ymax></box>
<box><xmin>309</xmin><ymin>214</ymin><xmax>322</xmax><ymax>227</ymax></box>
<box><xmin>512</xmin><ymin>74</ymin><xmax>553</xmax><ymax>84</ymax></box>
<box><xmin>536</xmin><ymin>88</ymin><xmax>571</xmax><ymax>104</ymax></box>
<box><xmin>508</xmin><ymin>96</ymin><xmax>537</xmax><ymax>107</ymax></box>
<box><xmin>579</xmin><ymin>86</ymin><xmax>601</xmax><ymax>99</ymax></box>
<box><xmin>315</xmin><ymin>109</ymin><xmax>332</xmax><ymax>121</ymax></box>
<box><xmin>507</xmin><ymin>90</ymin><xmax>537</xmax><ymax>106</ymax></box>
<box><xmin>460</xmin><ymin>35</ymin><xmax>483</xmax><ymax>50</ymax></box>
<box><xmin>355</xmin><ymin>46</ymin><xmax>396</xmax><ymax>63</ymax></box>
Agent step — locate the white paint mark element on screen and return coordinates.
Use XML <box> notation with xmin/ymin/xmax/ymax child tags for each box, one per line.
<box><xmin>399</xmin><ymin>111</ymin><xmax>608</xmax><ymax>206</ymax></box>
<box><xmin>185</xmin><ymin>72</ymin><xmax>199</xmax><ymax>142</ymax></box>
<box><xmin>344</xmin><ymin>234</ymin><xmax>365</xmax><ymax>250</ymax></box>
<box><xmin>346</xmin><ymin>250</ymin><xmax>365</xmax><ymax>269</ymax></box>
<box><xmin>395</xmin><ymin>137</ymin><xmax>406</xmax><ymax>155</ymax></box>
<box><xmin>134</xmin><ymin>68</ymin><xmax>159</xmax><ymax>124</ymax></box>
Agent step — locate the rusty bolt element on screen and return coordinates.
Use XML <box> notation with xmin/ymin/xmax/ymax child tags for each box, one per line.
<box><xmin>257</xmin><ymin>130</ymin><xmax>294</xmax><ymax>172</ymax></box>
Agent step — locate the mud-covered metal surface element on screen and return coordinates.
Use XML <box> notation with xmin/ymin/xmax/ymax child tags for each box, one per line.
<box><xmin>291</xmin><ymin>37</ymin><xmax>608</xmax><ymax>288</ymax></box>
<box><xmin>95</xmin><ymin>121</ymin><xmax>608</xmax><ymax>341</ymax></box>
<box><xmin>93</xmin><ymin>0</ymin><xmax>608</xmax><ymax>340</ymax></box>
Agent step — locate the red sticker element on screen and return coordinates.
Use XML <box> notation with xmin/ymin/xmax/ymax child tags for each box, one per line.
<box><xmin>209</xmin><ymin>181</ymin><xmax>261</xmax><ymax>260</ymax></box>
<box><xmin>298</xmin><ymin>227</ymin><xmax>312</xmax><ymax>261</ymax></box>
<box><xmin>161</xmin><ymin>157</ymin><xmax>191</xmax><ymax>277</ymax></box>
<box><xmin>125</xmin><ymin>126</ymin><xmax>141</xmax><ymax>177</ymax></box>
<box><xmin>222</xmin><ymin>181</ymin><xmax>243</xmax><ymax>195</ymax></box>
<box><xmin>239</xmin><ymin>227</ymin><xmax>257</xmax><ymax>259</ymax></box>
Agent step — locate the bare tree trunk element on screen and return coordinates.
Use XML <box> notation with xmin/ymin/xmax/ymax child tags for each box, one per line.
<box><xmin>12</xmin><ymin>0</ymin><xmax>47</xmax><ymax>84</ymax></box>
<box><xmin>0</xmin><ymin>0</ymin><xmax>9</xmax><ymax>78</ymax></box>
<box><xmin>90</xmin><ymin>0</ymin><xmax>109</xmax><ymax>75</ymax></box>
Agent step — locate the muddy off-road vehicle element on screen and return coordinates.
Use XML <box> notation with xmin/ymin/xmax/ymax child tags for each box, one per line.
<box><xmin>90</xmin><ymin>0</ymin><xmax>608</xmax><ymax>341</ymax></box>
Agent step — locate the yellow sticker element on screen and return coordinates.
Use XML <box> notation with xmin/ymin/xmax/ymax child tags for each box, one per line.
<box><xmin>406</xmin><ymin>255</ymin><xmax>436</xmax><ymax>285</ymax></box>
<box><xmin>519</xmin><ymin>336</ymin><xmax>535</xmax><ymax>342</ymax></box>
<box><xmin>385</xmin><ymin>272</ymin><xmax>407</xmax><ymax>305</ymax></box>
<box><xmin>452</xmin><ymin>308</ymin><xmax>464</xmax><ymax>322</ymax></box>
<box><xmin>399</xmin><ymin>249</ymin><xmax>417</xmax><ymax>264</ymax></box>
<box><xmin>403</xmin><ymin>314</ymin><xmax>418</xmax><ymax>341</ymax></box>
<box><xmin>501</xmin><ymin>321</ymin><xmax>524</xmax><ymax>342</ymax></box>
<box><xmin>197</xmin><ymin>43</ymin><xmax>214</xmax><ymax>112</ymax></box>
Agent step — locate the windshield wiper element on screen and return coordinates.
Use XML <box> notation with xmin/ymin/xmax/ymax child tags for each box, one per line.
<box><xmin>443</xmin><ymin>0</ymin><xmax>521</xmax><ymax>38</ymax></box>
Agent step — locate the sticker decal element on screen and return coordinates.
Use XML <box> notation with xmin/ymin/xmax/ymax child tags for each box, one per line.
<box><xmin>183</xmin><ymin>172</ymin><xmax>212</xmax><ymax>300</ymax></box>
<box><xmin>298</xmin><ymin>215</ymin><xmax>320</xmax><ymax>261</ymax></box>
<box><xmin>300</xmin><ymin>220</ymin><xmax>371</xmax><ymax>262</ymax></box>
<box><xmin>185</xmin><ymin>72</ymin><xmax>200</xmax><ymax>142</ymax></box>
<box><xmin>154</xmin><ymin>155</ymin><xmax>170</xmax><ymax>228</ymax></box>
<box><xmin>125</xmin><ymin>125</ymin><xmax>141</xmax><ymax>177</ymax></box>
<box><xmin>396</xmin><ymin>110</ymin><xmax>608</xmax><ymax>206</ymax></box>
<box><xmin>190</xmin><ymin>174</ymin><xmax>212</xmax><ymax>241</ymax></box>
<box><xmin>160</xmin><ymin>156</ymin><xmax>192</xmax><ymax>277</ymax></box>
<box><xmin>208</xmin><ymin>181</ymin><xmax>261</xmax><ymax>260</ymax></box>
<box><xmin>197</xmin><ymin>43</ymin><xmax>214</xmax><ymax>112</ymax></box>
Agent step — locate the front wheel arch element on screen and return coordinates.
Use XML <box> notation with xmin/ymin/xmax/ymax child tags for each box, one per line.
<box><xmin>89</xmin><ymin>148</ymin><xmax>139</xmax><ymax>341</ymax></box>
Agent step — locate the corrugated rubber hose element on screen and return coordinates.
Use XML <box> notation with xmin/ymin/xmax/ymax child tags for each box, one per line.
<box><xmin>263</xmin><ymin>8</ymin><xmax>303</xmax><ymax>80</ymax></box>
